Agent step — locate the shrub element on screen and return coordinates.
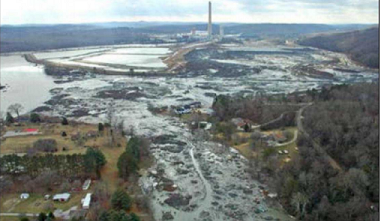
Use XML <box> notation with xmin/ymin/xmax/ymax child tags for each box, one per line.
<box><xmin>111</xmin><ymin>190</ymin><xmax>132</xmax><ymax>211</ymax></box>
<box><xmin>33</xmin><ymin>139</ymin><xmax>58</xmax><ymax>153</ymax></box>
<box><xmin>61</xmin><ymin>117</ymin><xmax>69</xmax><ymax>125</ymax></box>
<box><xmin>30</xmin><ymin>113</ymin><xmax>41</xmax><ymax>123</ymax></box>
<box><xmin>5</xmin><ymin>112</ymin><xmax>14</xmax><ymax>124</ymax></box>
<box><xmin>98</xmin><ymin>123</ymin><xmax>104</xmax><ymax>132</ymax></box>
<box><xmin>262</xmin><ymin>148</ymin><xmax>276</xmax><ymax>159</ymax></box>
<box><xmin>38</xmin><ymin>212</ymin><xmax>47</xmax><ymax>221</ymax></box>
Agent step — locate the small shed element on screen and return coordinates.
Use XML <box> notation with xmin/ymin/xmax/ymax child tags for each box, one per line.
<box><xmin>20</xmin><ymin>193</ymin><xmax>30</xmax><ymax>199</ymax></box>
<box><xmin>53</xmin><ymin>193</ymin><xmax>71</xmax><ymax>202</ymax></box>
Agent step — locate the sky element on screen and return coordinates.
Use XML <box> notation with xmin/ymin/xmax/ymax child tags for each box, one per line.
<box><xmin>1</xmin><ymin>0</ymin><xmax>378</xmax><ymax>25</ymax></box>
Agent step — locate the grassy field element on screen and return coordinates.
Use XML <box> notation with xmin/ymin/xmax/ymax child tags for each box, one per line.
<box><xmin>0</xmin><ymin>216</ymin><xmax>21</xmax><ymax>221</ymax></box>
<box><xmin>0</xmin><ymin>122</ymin><xmax>128</xmax><ymax>214</ymax></box>
<box><xmin>0</xmin><ymin>192</ymin><xmax>87</xmax><ymax>214</ymax></box>
<box><xmin>99</xmin><ymin>146</ymin><xmax>125</xmax><ymax>193</ymax></box>
<box><xmin>0</xmin><ymin>121</ymin><xmax>154</xmax><ymax>218</ymax></box>
<box><xmin>231</xmin><ymin>127</ymin><xmax>299</xmax><ymax>164</ymax></box>
<box><xmin>1</xmin><ymin>122</ymin><xmax>101</xmax><ymax>155</ymax></box>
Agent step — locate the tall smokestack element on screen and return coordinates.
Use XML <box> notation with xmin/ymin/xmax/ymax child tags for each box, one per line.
<box><xmin>208</xmin><ymin>1</ymin><xmax>212</xmax><ymax>38</ymax></box>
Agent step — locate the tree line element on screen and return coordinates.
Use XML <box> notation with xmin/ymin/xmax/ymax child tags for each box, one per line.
<box><xmin>0</xmin><ymin>148</ymin><xmax>106</xmax><ymax>179</ymax></box>
<box><xmin>273</xmin><ymin>83</ymin><xmax>378</xmax><ymax>221</ymax></box>
<box><xmin>117</xmin><ymin>136</ymin><xmax>150</xmax><ymax>180</ymax></box>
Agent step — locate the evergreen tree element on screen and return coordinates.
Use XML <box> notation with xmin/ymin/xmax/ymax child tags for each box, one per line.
<box><xmin>126</xmin><ymin>137</ymin><xmax>141</xmax><ymax>160</ymax></box>
<box><xmin>5</xmin><ymin>112</ymin><xmax>14</xmax><ymax>124</ymax></box>
<box><xmin>61</xmin><ymin>117</ymin><xmax>69</xmax><ymax>125</ymax></box>
<box><xmin>38</xmin><ymin>212</ymin><xmax>47</xmax><ymax>221</ymax></box>
<box><xmin>84</xmin><ymin>148</ymin><xmax>106</xmax><ymax>178</ymax></box>
<box><xmin>130</xmin><ymin>213</ymin><xmax>140</xmax><ymax>221</ymax></box>
<box><xmin>98</xmin><ymin>123</ymin><xmax>104</xmax><ymax>132</ymax></box>
<box><xmin>47</xmin><ymin>211</ymin><xmax>55</xmax><ymax>219</ymax></box>
<box><xmin>30</xmin><ymin>113</ymin><xmax>41</xmax><ymax>123</ymax></box>
<box><xmin>117</xmin><ymin>151</ymin><xmax>138</xmax><ymax>179</ymax></box>
<box><xmin>98</xmin><ymin>211</ymin><xmax>109</xmax><ymax>221</ymax></box>
<box><xmin>111</xmin><ymin>190</ymin><xmax>132</xmax><ymax>211</ymax></box>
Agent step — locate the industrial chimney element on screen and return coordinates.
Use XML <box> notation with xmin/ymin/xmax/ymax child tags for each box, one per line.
<box><xmin>208</xmin><ymin>1</ymin><xmax>212</xmax><ymax>38</ymax></box>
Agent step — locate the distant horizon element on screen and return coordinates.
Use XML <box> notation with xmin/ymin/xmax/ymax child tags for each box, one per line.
<box><xmin>1</xmin><ymin>0</ymin><xmax>378</xmax><ymax>25</ymax></box>
<box><xmin>1</xmin><ymin>21</ymin><xmax>378</xmax><ymax>27</ymax></box>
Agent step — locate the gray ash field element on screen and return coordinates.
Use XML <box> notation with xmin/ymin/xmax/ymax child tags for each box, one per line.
<box><xmin>1</xmin><ymin>40</ymin><xmax>378</xmax><ymax>221</ymax></box>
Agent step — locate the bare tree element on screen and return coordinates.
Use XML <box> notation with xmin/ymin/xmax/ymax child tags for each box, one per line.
<box><xmin>106</xmin><ymin>102</ymin><xmax>116</xmax><ymax>126</ymax></box>
<box><xmin>7</xmin><ymin>103</ymin><xmax>24</xmax><ymax>120</ymax></box>
<box><xmin>291</xmin><ymin>192</ymin><xmax>309</xmax><ymax>218</ymax></box>
<box><xmin>116</xmin><ymin>118</ymin><xmax>125</xmax><ymax>135</ymax></box>
<box><xmin>106</xmin><ymin>102</ymin><xmax>116</xmax><ymax>146</ymax></box>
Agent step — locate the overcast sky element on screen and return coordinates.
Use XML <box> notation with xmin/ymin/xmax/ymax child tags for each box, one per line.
<box><xmin>1</xmin><ymin>0</ymin><xmax>378</xmax><ymax>25</ymax></box>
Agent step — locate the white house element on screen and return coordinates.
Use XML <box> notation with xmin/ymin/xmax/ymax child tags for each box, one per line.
<box><xmin>20</xmin><ymin>193</ymin><xmax>30</xmax><ymax>199</ymax></box>
<box><xmin>53</xmin><ymin>193</ymin><xmax>71</xmax><ymax>202</ymax></box>
<box><xmin>81</xmin><ymin>193</ymin><xmax>92</xmax><ymax>209</ymax></box>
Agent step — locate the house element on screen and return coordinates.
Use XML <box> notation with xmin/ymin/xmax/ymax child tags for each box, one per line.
<box><xmin>189</xmin><ymin>102</ymin><xmax>202</xmax><ymax>109</ymax></box>
<box><xmin>81</xmin><ymin>193</ymin><xmax>92</xmax><ymax>209</ymax></box>
<box><xmin>231</xmin><ymin>118</ymin><xmax>244</xmax><ymax>127</ymax></box>
<box><xmin>53</xmin><ymin>193</ymin><xmax>71</xmax><ymax>202</ymax></box>
<box><xmin>199</xmin><ymin>121</ymin><xmax>212</xmax><ymax>130</ymax></box>
<box><xmin>231</xmin><ymin>118</ymin><xmax>252</xmax><ymax>131</ymax></box>
<box><xmin>174</xmin><ymin>102</ymin><xmax>202</xmax><ymax>115</ymax></box>
<box><xmin>274</xmin><ymin>132</ymin><xmax>287</xmax><ymax>143</ymax></box>
<box><xmin>82</xmin><ymin>179</ymin><xmax>91</xmax><ymax>190</ymax></box>
<box><xmin>3</xmin><ymin>128</ymin><xmax>40</xmax><ymax>138</ymax></box>
<box><xmin>175</xmin><ymin>107</ymin><xmax>191</xmax><ymax>115</ymax></box>
<box><xmin>20</xmin><ymin>193</ymin><xmax>30</xmax><ymax>199</ymax></box>
<box><xmin>198</xmin><ymin>108</ymin><xmax>214</xmax><ymax>116</ymax></box>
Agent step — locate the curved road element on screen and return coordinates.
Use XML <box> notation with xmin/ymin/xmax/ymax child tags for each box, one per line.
<box><xmin>296</xmin><ymin>103</ymin><xmax>342</xmax><ymax>171</ymax></box>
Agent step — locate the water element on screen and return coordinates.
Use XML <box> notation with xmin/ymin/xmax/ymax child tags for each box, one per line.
<box><xmin>0</xmin><ymin>55</ymin><xmax>56</xmax><ymax>114</ymax></box>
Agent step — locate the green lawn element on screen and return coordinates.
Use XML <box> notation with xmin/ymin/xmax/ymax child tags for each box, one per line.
<box><xmin>1</xmin><ymin>192</ymin><xmax>86</xmax><ymax>214</ymax></box>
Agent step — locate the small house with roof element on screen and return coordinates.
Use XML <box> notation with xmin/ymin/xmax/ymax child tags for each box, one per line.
<box><xmin>53</xmin><ymin>193</ymin><xmax>71</xmax><ymax>202</ymax></box>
